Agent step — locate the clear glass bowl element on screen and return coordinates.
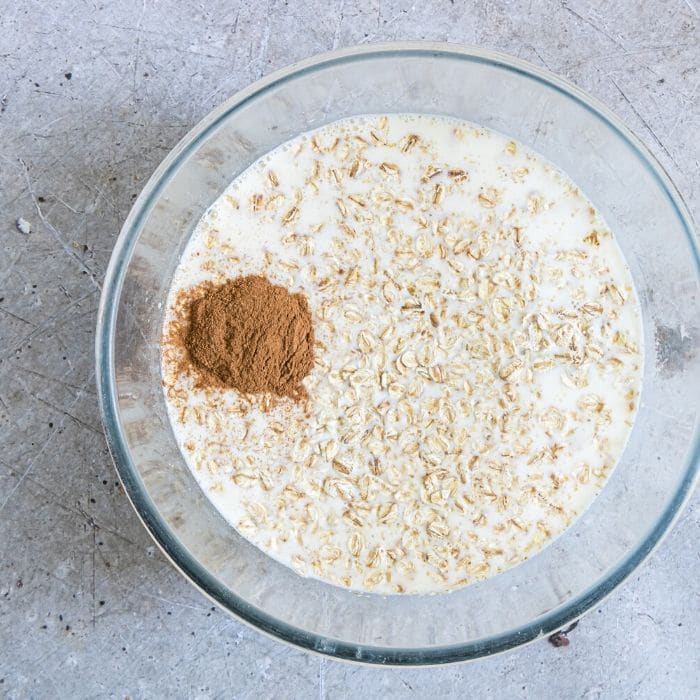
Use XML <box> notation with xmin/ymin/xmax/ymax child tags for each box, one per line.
<box><xmin>96</xmin><ymin>43</ymin><xmax>700</xmax><ymax>665</ymax></box>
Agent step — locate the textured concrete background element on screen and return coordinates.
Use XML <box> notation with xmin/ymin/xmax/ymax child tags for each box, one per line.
<box><xmin>1</xmin><ymin>1</ymin><xmax>698</xmax><ymax>697</ymax></box>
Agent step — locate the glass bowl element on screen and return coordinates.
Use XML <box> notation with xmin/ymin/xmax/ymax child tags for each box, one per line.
<box><xmin>96</xmin><ymin>43</ymin><xmax>700</xmax><ymax>665</ymax></box>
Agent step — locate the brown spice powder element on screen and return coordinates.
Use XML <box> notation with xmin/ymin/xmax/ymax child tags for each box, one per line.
<box><xmin>176</xmin><ymin>275</ymin><xmax>314</xmax><ymax>401</ymax></box>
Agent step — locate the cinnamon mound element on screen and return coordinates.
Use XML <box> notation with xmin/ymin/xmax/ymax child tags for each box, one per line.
<box><xmin>183</xmin><ymin>275</ymin><xmax>314</xmax><ymax>401</ymax></box>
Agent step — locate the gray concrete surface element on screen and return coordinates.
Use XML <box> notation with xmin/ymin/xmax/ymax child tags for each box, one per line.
<box><xmin>1</xmin><ymin>0</ymin><xmax>698</xmax><ymax>697</ymax></box>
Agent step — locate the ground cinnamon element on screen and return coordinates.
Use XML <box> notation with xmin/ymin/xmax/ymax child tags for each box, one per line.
<box><xmin>181</xmin><ymin>275</ymin><xmax>314</xmax><ymax>401</ymax></box>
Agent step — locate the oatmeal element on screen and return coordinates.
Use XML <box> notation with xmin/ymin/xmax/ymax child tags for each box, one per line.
<box><xmin>162</xmin><ymin>114</ymin><xmax>643</xmax><ymax>594</ymax></box>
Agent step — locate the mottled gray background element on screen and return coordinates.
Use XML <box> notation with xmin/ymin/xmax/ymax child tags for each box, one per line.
<box><xmin>1</xmin><ymin>1</ymin><xmax>698</xmax><ymax>697</ymax></box>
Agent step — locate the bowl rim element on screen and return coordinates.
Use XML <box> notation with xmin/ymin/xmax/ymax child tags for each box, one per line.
<box><xmin>96</xmin><ymin>41</ymin><xmax>700</xmax><ymax>666</ymax></box>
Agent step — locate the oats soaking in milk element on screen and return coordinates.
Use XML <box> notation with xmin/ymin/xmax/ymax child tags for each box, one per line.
<box><xmin>161</xmin><ymin>115</ymin><xmax>643</xmax><ymax>594</ymax></box>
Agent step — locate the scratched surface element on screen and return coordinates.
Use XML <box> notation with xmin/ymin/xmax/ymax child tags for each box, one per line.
<box><xmin>0</xmin><ymin>1</ymin><xmax>698</xmax><ymax>697</ymax></box>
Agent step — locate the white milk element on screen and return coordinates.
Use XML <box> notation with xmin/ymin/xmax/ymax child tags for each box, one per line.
<box><xmin>162</xmin><ymin>114</ymin><xmax>642</xmax><ymax>594</ymax></box>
